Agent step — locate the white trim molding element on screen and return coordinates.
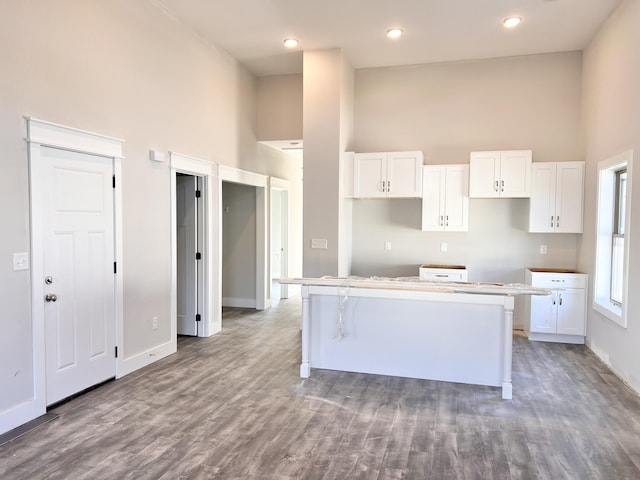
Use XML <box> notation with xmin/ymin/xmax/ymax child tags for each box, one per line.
<box><xmin>594</xmin><ymin>149</ymin><xmax>633</xmax><ymax>328</ymax></box>
<box><xmin>169</xmin><ymin>152</ymin><xmax>220</xmax><ymax>338</ymax></box>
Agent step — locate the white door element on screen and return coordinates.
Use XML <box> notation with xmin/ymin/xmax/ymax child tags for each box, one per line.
<box><xmin>529</xmin><ymin>162</ymin><xmax>556</xmax><ymax>233</ymax></box>
<box><xmin>386</xmin><ymin>152</ymin><xmax>423</xmax><ymax>197</ymax></box>
<box><xmin>421</xmin><ymin>166</ymin><xmax>445</xmax><ymax>231</ymax></box>
<box><xmin>176</xmin><ymin>174</ymin><xmax>198</xmax><ymax>336</ymax></box>
<box><xmin>556</xmin><ymin>289</ymin><xmax>586</xmax><ymax>335</ymax></box>
<box><xmin>555</xmin><ymin>162</ymin><xmax>584</xmax><ymax>233</ymax></box>
<box><xmin>39</xmin><ymin>146</ymin><xmax>116</xmax><ymax>405</ymax></box>
<box><xmin>353</xmin><ymin>153</ymin><xmax>387</xmax><ymax>197</ymax></box>
<box><xmin>469</xmin><ymin>151</ymin><xmax>500</xmax><ymax>198</ymax></box>
<box><xmin>443</xmin><ymin>164</ymin><xmax>469</xmax><ymax>232</ymax></box>
<box><xmin>500</xmin><ymin>150</ymin><xmax>532</xmax><ymax>198</ymax></box>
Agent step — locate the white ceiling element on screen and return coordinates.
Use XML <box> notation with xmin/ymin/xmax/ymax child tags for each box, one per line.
<box><xmin>154</xmin><ymin>0</ymin><xmax>622</xmax><ymax>77</ymax></box>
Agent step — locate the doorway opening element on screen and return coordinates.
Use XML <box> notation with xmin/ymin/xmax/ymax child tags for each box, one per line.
<box><xmin>170</xmin><ymin>153</ymin><xmax>218</xmax><ymax>340</ymax></box>
<box><xmin>176</xmin><ymin>173</ymin><xmax>203</xmax><ymax>336</ymax></box>
<box><xmin>270</xmin><ymin>178</ymin><xmax>290</xmax><ymax>305</ymax></box>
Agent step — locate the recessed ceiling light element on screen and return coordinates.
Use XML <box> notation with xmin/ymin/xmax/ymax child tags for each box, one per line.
<box><xmin>386</xmin><ymin>28</ymin><xmax>404</xmax><ymax>39</ymax></box>
<box><xmin>503</xmin><ymin>16</ymin><xmax>523</xmax><ymax>28</ymax></box>
<box><xmin>283</xmin><ymin>38</ymin><xmax>299</xmax><ymax>48</ymax></box>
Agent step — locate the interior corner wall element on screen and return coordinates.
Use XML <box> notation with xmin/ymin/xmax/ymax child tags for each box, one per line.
<box><xmin>257</xmin><ymin>74</ymin><xmax>303</xmax><ymax>141</ymax></box>
<box><xmin>579</xmin><ymin>0</ymin><xmax>640</xmax><ymax>393</ymax></box>
<box><xmin>0</xmin><ymin>0</ymin><xmax>300</xmax><ymax>434</ymax></box>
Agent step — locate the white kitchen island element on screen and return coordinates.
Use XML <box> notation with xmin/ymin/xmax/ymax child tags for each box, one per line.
<box><xmin>280</xmin><ymin>277</ymin><xmax>549</xmax><ymax>400</ymax></box>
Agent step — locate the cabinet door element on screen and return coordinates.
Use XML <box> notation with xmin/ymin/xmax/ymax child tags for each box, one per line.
<box><xmin>555</xmin><ymin>162</ymin><xmax>584</xmax><ymax>233</ymax></box>
<box><xmin>500</xmin><ymin>150</ymin><xmax>532</xmax><ymax>198</ymax></box>
<box><xmin>529</xmin><ymin>162</ymin><xmax>557</xmax><ymax>232</ymax></box>
<box><xmin>529</xmin><ymin>292</ymin><xmax>557</xmax><ymax>333</ymax></box>
<box><xmin>353</xmin><ymin>153</ymin><xmax>387</xmax><ymax>198</ymax></box>
<box><xmin>556</xmin><ymin>289</ymin><xmax>586</xmax><ymax>335</ymax></box>
<box><xmin>443</xmin><ymin>164</ymin><xmax>469</xmax><ymax>231</ymax></box>
<box><xmin>421</xmin><ymin>166</ymin><xmax>445</xmax><ymax>231</ymax></box>
<box><xmin>387</xmin><ymin>152</ymin><xmax>423</xmax><ymax>198</ymax></box>
<box><xmin>469</xmin><ymin>151</ymin><xmax>500</xmax><ymax>198</ymax></box>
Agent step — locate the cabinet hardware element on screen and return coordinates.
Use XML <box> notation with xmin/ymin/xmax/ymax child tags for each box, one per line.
<box><xmin>551</xmin><ymin>216</ymin><xmax>554</xmax><ymax>227</ymax></box>
<box><xmin>495</xmin><ymin>180</ymin><xmax>499</xmax><ymax>192</ymax></box>
<box><xmin>387</xmin><ymin>181</ymin><xmax>391</xmax><ymax>193</ymax></box>
<box><xmin>501</xmin><ymin>180</ymin><xmax>504</xmax><ymax>192</ymax></box>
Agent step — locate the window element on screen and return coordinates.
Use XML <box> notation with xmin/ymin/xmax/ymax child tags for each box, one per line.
<box><xmin>594</xmin><ymin>150</ymin><xmax>633</xmax><ymax>327</ymax></box>
<box><xmin>610</xmin><ymin>169</ymin><xmax>626</xmax><ymax>305</ymax></box>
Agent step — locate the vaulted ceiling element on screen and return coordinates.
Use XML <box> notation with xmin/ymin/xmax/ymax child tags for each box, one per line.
<box><xmin>155</xmin><ymin>0</ymin><xmax>622</xmax><ymax>76</ymax></box>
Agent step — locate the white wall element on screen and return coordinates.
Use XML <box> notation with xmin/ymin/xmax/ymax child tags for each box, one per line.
<box><xmin>0</xmin><ymin>0</ymin><xmax>302</xmax><ymax>434</ymax></box>
<box><xmin>580</xmin><ymin>0</ymin><xmax>640</xmax><ymax>392</ymax></box>
<box><xmin>303</xmin><ymin>50</ymin><xmax>354</xmax><ymax>277</ymax></box>
<box><xmin>351</xmin><ymin>53</ymin><xmax>584</xmax><ymax>285</ymax></box>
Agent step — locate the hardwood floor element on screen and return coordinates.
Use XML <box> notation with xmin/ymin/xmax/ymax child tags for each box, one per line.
<box><xmin>2</xmin><ymin>297</ymin><xmax>640</xmax><ymax>479</ymax></box>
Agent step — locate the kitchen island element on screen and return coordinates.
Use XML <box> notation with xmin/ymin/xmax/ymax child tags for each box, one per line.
<box><xmin>280</xmin><ymin>276</ymin><xmax>549</xmax><ymax>399</ymax></box>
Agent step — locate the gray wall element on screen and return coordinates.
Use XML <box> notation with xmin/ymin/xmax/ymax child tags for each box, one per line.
<box><xmin>580</xmin><ymin>0</ymin><xmax>640</xmax><ymax>392</ymax></box>
<box><xmin>0</xmin><ymin>0</ymin><xmax>302</xmax><ymax>431</ymax></box>
<box><xmin>351</xmin><ymin>52</ymin><xmax>584</xmax><ymax>288</ymax></box>
<box><xmin>257</xmin><ymin>74</ymin><xmax>303</xmax><ymax>141</ymax></box>
<box><xmin>222</xmin><ymin>182</ymin><xmax>257</xmax><ymax>307</ymax></box>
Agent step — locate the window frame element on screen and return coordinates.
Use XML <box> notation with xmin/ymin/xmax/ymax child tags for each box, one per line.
<box><xmin>594</xmin><ymin>150</ymin><xmax>633</xmax><ymax>328</ymax></box>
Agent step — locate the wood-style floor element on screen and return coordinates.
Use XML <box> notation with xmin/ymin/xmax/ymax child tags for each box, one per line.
<box><xmin>2</xmin><ymin>297</ymin><xmax>640</xmax><ymax>479</ymax></box>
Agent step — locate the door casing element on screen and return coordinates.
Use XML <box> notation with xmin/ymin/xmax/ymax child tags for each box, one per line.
<box><xmin>26</xmin><ymin>117</ymin><xmax>124</xmax><ymax>420</ymax></box>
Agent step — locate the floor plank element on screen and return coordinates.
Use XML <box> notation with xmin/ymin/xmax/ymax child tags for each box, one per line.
<box><xmin>1</xmin><ymin>298</ymin><xmax>640</xmax><ymax>479</ymax></box>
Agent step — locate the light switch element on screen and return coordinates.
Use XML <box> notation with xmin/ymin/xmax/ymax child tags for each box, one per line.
<box><xmin>13</xmin><ymin>252</ymin><xmax>29</xmax><ymax>271</ymax></box>
<box><xmin>384</xmin><ymin>241</ymin><xmax>392</xmax><ymax>251</ymax></box>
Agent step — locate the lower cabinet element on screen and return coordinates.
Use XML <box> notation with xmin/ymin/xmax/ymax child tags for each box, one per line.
<box><xmin>524</xmin><ymin>269</ymin><xmax>587</xmax><ymax>344</ymax></box>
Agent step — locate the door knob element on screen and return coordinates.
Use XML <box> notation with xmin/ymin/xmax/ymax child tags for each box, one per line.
<box><xmin>45</xmin><ymin>293</ymin><xmax>57</xmax><ymax>302</ymax></box>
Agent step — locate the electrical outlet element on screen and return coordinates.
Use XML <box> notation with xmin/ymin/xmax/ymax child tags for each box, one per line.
<box><xmin>540</xmin><ymin>245</ymin><xmax>548</xmax><ymax>255</ymax></box>
<box><xmin>152</xmin><ymin>316</ymin><xmax>158</xmax><ymax>330</ymax></box>
<box><xmin>440</xmin><ymin>243</ymin><xmax>448</xmax><ymax>253</ymax></box>
<box><xmin>311</xmin><ymin>239</ymin><xmax>328</xmax><ymax>249</ymax></box>
<box><xmin>384</xmin><ymin>241</ymin><xmax>392</xmax><ymax>251</ymax></box>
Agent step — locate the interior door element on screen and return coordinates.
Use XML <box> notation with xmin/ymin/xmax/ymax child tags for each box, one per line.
<box><xmin>176</xmin><ymin>174</ymin><xmax>198</xmax><ymax>336</ymax></box>
<box><xmin>40</xmin><ymin>146</ymin><xmax>116</xmax><ymax>405</ymax></box>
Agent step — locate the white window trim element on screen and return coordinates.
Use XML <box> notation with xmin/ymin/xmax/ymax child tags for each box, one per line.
<box><xmin>594</xmin><ymin>150</ymin><xmax>633</xmax><ymax>328</ymax></box>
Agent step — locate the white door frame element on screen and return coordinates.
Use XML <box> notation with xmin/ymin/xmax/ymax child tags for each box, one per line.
<box><xmin>270</xmin><ymin>177</ymin><xmax>290</xmax><ymax>299</ymax></box>
<box><xmin>170</xmin><ymin>153</ymin><xmax>219</xmax><ymax>337</ymax></box>
<box><xmin>23</xmin><ymin>117</ymin><xmax>124</xmax><ymax>429</ymax></box>
<box><xmin>218</xmin><ymin>165</ymin><xmax>269</xmax><ymax>310</ymax></box>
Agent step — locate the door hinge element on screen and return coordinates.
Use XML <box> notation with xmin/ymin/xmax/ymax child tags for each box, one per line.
<box><xmin>114</xmin><ymin>262</ymin><xmax>117</xmax><ymax>274</ymax></box>
<box><xmin>196</xmin><ymin>313</ymin><xmax>201</xmax><ymax>322</ymax></box>
<box><xmin>112</xmin><ymin>175</ymin><xmax>116</xmax><ymax>189</ymax></box>
<box><xmin>195</xmin><ymin>190</ymin><xmax>201</xmax><ymax>198</ymax></box>
<box><xmin>196</xmin><ymin>252</ymin><xmax>202</xmax><ymax>260</ymax></box>
<box><xmin>115</xmin><ymin>346</ymin><xmax>118</xmax><ymax>358</ymax></box>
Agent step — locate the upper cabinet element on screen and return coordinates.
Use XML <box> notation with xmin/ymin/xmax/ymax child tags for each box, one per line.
<box><xmin>529</xmin><ymin>162</ymin><xmax>584</xmax><ymax>233</ymax></box>
<box><xmin>353</xmin><ymin>151</ymin><xmax>423</xmax><ymax>198</ymax></box>
<box><xmin>422</xmin><ymin>164</ymin><xmax>469</xmax><ymax>232</ymax></box>
<box><xmin>469</xmin><ymin>150</ymin><xmax>532</xmax><ymax>198</ymax></box>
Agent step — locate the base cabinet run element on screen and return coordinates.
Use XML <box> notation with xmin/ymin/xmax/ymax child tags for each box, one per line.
<box><xmin>524</xmin><ymin>269</ymin><xmax>587</xmax><ymax>344</ymax></box>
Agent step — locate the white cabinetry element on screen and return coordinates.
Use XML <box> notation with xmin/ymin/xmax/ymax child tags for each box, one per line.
<box><xmin>419</xmin><ymin>264</ymin><xmax>468</xmax><ymax>281</ymax></box>
<box><xmin>421</xmin><ymin>164</ymin><xmax>469</xmax><ymax>232</ymax></box>
<box><xmin>529</xmin><ymin>162</ymin><xmax>584</xmax><ymax>233</ymax></box>
<box><xmin>524</xmin><ymin>269</ymin><xmax>587</xmax><ymax>344</ymax></box>
<box><xmin>353</xmin><ymin>151</ymin><xmax>423</xmax><ymax>198</ymax></box>
<box><xmin>469</xmin><ymin>150</ymin><xmax>532</xmax><ymax>198</ymax></box>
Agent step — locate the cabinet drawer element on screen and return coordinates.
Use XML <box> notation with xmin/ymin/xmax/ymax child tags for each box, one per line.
<box><xmin>419</xmin><ymin>265</ymin><xmax>468</xmax><ymax>282</ymax></box>
<box><xmin>528</xmin><ymin>271</ymin><xmax>587</xmax><ymax>289</ymax></box>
